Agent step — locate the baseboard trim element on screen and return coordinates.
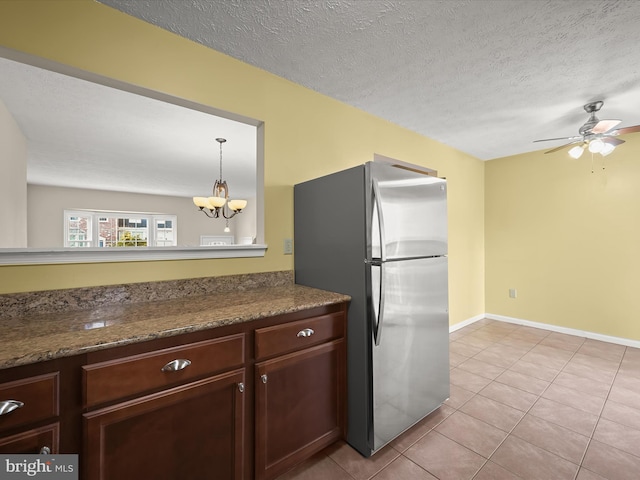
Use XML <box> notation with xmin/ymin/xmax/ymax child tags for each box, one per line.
<box><xmin>484</xmin><ymin>313</ymin><xmax>640</xmax><ymax>349</ymax></box>
<box><xmin>450</xmin><ymin>313</ymin><xmax>640</xmax><ymax>348</ymax></box>
<box><xmin>449</xmin><ymin>314</ymin><xmax>486</xmax><ymax>333</ymax></box>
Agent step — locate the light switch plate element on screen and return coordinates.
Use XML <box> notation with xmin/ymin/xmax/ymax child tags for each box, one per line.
<box><xmin>283</xmin><ymin>238</ymin><xmax>293</xmax><ymax>255</ymax></box>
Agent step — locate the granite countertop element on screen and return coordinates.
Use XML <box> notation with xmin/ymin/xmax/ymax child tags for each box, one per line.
<box><xmin>0</xmin><ymin>283</ymin><xmax>349</xmax><ymax>370</ymax></box>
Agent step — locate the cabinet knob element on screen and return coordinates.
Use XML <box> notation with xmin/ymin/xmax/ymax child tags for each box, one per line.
<box><xmin>261</xmin><ymin>374</ymin><xmax>268</xmax><ymax>384</ymax></box>
<box><xmin>238</xmin><ymin>383</ymin><xmax>245</xmax><ymax>393</ymax></box>
<box><xmin>161</xmin><ymin>358</ymin><xmax>192</xmax><ymax>372</ymax></box>
<box><xmin>0</xmin><ymin>400</ymin><xmax>24</xmax><ymax>416</ymax></box>
<box><xmin>40</xmin><ymin>446</ymin><xmax>51</xmax><ymax>455</ymax></box>
<box><xmin>296</xmin><ymin>328</ymin><xmax>315</xmax><ymax>338</ymax></box>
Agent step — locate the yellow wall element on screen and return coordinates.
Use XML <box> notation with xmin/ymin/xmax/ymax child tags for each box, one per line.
<box><xmin>486</xmin><ymin>135</ymin><xmax>640</xmax><ymax>340</ymax></box>
<box><xmin>0</xmin><ymin>1</ymin><xmax>485</xmax><ymax>327</ymax></box>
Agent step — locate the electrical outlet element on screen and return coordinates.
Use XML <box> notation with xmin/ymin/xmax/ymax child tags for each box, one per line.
<box><xmin>509</xmin><ymin>288</ymin><xmax>517</xmax><ymax>299</ymax></box>
<box><xmin>283</xmin><ymin>238</ymin><xmax>293</xmax><ymax>255</ymax></box>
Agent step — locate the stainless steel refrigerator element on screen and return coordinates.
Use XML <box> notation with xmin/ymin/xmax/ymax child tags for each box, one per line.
<box><xmin>294</xmin><ymin>161</ymin><xmax>449</xmax><ymax>457</ymax></box>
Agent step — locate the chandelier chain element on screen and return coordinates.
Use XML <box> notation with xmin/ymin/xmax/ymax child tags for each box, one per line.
<box><xmin>219</xmin><ymin>139</ymin><xmax>223</xmax><ymax>183</ymax></box>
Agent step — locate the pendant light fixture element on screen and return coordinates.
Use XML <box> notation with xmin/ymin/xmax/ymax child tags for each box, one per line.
<box><xmin>193</xmin><ymin>138</ymin><xmax>247</xmax><ymax>219</ymax></box>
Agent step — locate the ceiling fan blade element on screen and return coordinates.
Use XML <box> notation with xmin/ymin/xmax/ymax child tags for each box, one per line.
<box><xmin>610</xmin><ymin>124</ymin><xmax>640</xmax><ymax>136</ymax></box>
<box><xmin>603</xmin><ymin>136</ymin><xmax>625</xmax><ymax>146</ymax></box>
<box><xmin>591</xmin><ymin>119</ymin><xmax>621</xmax><ymax>134</ymax></box>
<box><xmin>533</xmin><ymin>135</ymin><xmax>582</xmax><ymax>143</ymax></box>
<box><xmin>544</xmin><ymin>141</ymin><xmax>583</xmax><ymax>154</ymax></box>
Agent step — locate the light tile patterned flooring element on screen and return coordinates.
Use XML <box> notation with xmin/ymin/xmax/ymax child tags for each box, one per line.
<box><xmin>276</xmin><ymin>318</ymin><xmax>640</xmax><ymax>480</ymax></box>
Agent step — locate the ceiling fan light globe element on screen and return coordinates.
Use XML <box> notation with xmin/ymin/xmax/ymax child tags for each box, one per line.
<box><xmin>601</xmin><ymin>143</ymin><xmax>615</xmax><ymax>156</ymax></box>
<box><xmin>588</xmin><ymin>138</ymin><xmax>604</xmax><ymax>153</ymax></box>
<box><xmin>568</xmin><ymin>146</ymin><xmax>585</xmax><ymax>159</ymax></box>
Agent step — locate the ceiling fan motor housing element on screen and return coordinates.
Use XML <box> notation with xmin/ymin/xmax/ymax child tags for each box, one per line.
<box><xmin>579</xmin><ymin>101</ymin><xmax>604</xmax><ymax>135</ymax></box>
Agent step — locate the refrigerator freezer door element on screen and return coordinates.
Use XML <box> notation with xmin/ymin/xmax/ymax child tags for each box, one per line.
<box><xmin>369</xmin><ymin>163</ymin><xmax>447</xmax><ymax>260</ymax></box>
<box><xmin>370</xmin><ymin>256</ymin><xmax>449</xmax><ymax>453</ymax></box>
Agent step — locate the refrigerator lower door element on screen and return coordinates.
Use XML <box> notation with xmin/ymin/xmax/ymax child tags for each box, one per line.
<box><xmin>370</xmin><ymin>256</ymin><xmax>449</xmax><ymax>453</ymax></box>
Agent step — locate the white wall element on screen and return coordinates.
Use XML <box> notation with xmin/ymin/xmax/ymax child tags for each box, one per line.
<box><xmin>0</xmin><ymin>99</ymin><xmax>27</xmax><ymax>248</ymax></box>
<box><xmin>27</xmin><ymin>184</ymin><xmax>255</xmax><ymax>248</ymax></box>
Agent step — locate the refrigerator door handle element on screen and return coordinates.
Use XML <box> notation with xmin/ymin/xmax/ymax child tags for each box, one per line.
<box><xmin>372</xmin><ymin>262</ymin><xmax>386</xmax><ymax>346</ymax></box>
<box><xmin>372</xmin><ymin>178</ymin><xmax>387</xmax><ymax>262</ymax></box>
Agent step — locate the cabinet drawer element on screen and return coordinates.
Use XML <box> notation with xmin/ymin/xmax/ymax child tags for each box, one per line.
<box><xmin>255</xmin><ymin>312</ymin><xmax>345</xmax><ymax>360</ymax></box>
<box><xmin>0</xmin><ymin>373</ymin><xmax>59</xmax><ymax>432</ymax></box>
<box><xmin>83</xmin><ymin>334</ymin><xmax>245</xmax><ymax>408</ymax></box>
<box><xmin>0</xmin><ymin>423</ymin><xmax>59</xmax><ymax>454</ymax></box>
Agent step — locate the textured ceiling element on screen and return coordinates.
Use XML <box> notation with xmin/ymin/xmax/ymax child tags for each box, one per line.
<box><xmin>97</xmin><ymin>0</ymin><xmax>640</xmax><ymax>160</ymax></box>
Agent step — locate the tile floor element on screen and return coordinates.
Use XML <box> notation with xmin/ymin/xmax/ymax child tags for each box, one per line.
<box><xmin>275</xmin><ymin>318</ymin><xmax>640</xmax><ymax>480</ymax></box>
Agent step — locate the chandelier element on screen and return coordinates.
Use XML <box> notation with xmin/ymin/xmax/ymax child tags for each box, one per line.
<box><xmin>193</xmin><ymin>138</ymin><xmax>247</xmax><ymax>221</ymax></box>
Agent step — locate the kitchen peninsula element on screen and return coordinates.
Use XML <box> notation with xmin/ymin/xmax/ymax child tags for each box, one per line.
<box><xmin>0</xmin><ymin>271</ymin><xmax>349</xmax><ymax>480</ymax></box>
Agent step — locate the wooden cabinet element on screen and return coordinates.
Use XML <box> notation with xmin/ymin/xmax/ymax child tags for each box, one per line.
<box><xmin>0</xmin><ymin>301</ymin><xmax>348</xmax><ymax>480</ymax></box>
<box><xmin>0</xmin><ymin>423</ymin><xmax>58</xmax><ymax>454</ymax></box>
<box><xmin>84</xmin><ymin>370</ymin><xmax>245</xmax><ymax>480</ymax></box>
<box><xmin>0</xmin><ymin>373</ymin><xmax>60</xmax><ymax>455</ymax></box>
<box><xmin>82</xmin><ymin>334</ymin><xmax>246</xmax><ymax>480</ymax></box>
<box><xmin>254</xmin><ymin>312</ymin><xmax>347</xmax><ymax>480</ymax></box>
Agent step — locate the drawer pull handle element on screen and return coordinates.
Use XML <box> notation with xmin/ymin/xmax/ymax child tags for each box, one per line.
<box><xmin>161</xmin><ymin>359</ymin><xmax>191</xmax><ymax>372</ymax></box>
<box><xmin>0</xmin><ymin>400</ymin><xmax>24</xmax><ymax>416</ymax></box>
<box><xmin>40</xmin><ymin>446</ymin><xmax>51</xmax><ymax>455</ymax></box>
<box><xmin>238</xmin><ymin>383</ymin><xmax>245</xmax><ymax>393</ymax></box>
<box><xmin>297</xmin><ymin>328</ymin><xmax>315</xmax><ymax>338</ymax></box>
<box><xmin>261</xmin><ymin>374</ymin><xmax>268</xmax><ymax>384</ymax></box>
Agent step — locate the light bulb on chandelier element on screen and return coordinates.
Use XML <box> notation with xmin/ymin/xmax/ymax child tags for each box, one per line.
<box><xmin>193</xmin><ymin>138</ymin><xmax>247</xmax><ymax>220</ymax></box>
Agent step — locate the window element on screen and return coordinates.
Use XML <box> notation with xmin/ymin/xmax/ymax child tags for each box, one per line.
<box><xmin>64</xmin><ymin>210</ymin><xmax>177</xmax><ymax>248</ymax></box>
<box><xmin>155</xmin><ymin>219</ymin><xmax>175</xmax><ymax>247</ymax></box>
<box><xmin>65</xmin><ymin>214</ymin><xmax>92</xmax><ymax>247</ymax></box>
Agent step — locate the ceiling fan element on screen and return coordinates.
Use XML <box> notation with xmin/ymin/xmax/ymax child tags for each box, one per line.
<box><xmin>534</xmin><ymin>101</ymin><xmax>640</xmax><ymax>158</ymax></box>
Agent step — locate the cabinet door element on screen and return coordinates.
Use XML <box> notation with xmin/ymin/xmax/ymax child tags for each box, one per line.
<box><xmin>84</xmin><ymin>369</ymin><xmax>245</xmax><ymax>480</ymax></box>
<box><xmin>0</xmin><ymin>423</ymin><xmax>58</xmax><ymax>454</ymax></box>
<box><xmin>255</xmin><ymin>340</ymin><xmax>346</xmax><ymax>480</ymax></box>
